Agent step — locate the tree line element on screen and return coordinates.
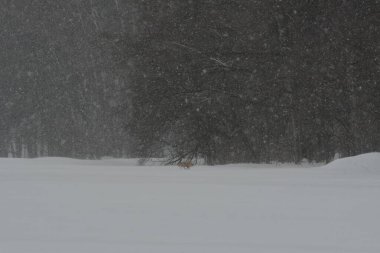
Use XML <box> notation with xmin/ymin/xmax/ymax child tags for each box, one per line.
<box><xmin>1</xmin><ymin>0</ymin><xmax>379</xmax><ymax>164</ymax></box>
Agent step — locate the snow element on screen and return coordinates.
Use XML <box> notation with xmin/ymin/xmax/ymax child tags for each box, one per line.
<box><xmin>323</xmin><ymin>152</ymin><xmax>380</xmax><ymax>174</ymax></box>
<box><xmin>0</xmin><ymin>153</ymin><xmax>379</xmax><ymax>253</ymax></box>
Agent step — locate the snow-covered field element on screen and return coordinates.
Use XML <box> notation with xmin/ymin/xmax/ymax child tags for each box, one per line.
<box><xmin>0</xmin><ymin>153</ymin><xmax>379</xmax><ymax>253</ymax></box>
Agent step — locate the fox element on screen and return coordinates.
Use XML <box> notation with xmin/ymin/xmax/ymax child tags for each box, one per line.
<box><xmin>177</xmin><ymin>161</ymin><xmax>193</xmax><ymax>169</ymax></box>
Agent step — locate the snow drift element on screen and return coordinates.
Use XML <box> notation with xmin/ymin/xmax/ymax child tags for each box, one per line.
<box><xmin>324</xmin><ymin>152</ymin><xmax>380</xmax><ymax>174</ymax></box>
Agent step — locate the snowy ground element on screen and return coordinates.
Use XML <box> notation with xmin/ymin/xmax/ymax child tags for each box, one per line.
<box><xmin>0</xmin><ymin>153</ymin><xmax>379</xmax><ymax>253</ymax></box>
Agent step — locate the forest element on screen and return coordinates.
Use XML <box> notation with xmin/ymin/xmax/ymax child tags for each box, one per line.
<box><xmin>1</xmin><ymin>0</ymin><xmax>379</xmax><ymax>164</ymax></box>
